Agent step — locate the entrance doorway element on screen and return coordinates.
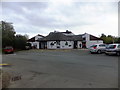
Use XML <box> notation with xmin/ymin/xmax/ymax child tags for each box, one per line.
<box><xmin>82</xmin><ymin>42</ymin><xmax>86</xmax><ymax>48</ymax></box>
<box><xmin>74</xmin><ymin>41</ymin><xmax>77</xmax><ymax>49</ymax></box>
<box><xmin>39</xmin><ymin>41</ymin><xmax>47</xmax><ymax>49</ymax></box>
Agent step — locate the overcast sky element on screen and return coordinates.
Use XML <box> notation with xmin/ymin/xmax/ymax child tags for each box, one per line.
<box><xmin>1</xmin><ymin>0</ymin><xmax>119</xmax><ymax>38</ymax></box>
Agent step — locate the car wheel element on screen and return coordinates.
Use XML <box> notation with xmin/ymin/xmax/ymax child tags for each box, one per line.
<box><xmin>97</xmin><ymin>50</ymin><xmax>101</xmax><ymax>54</ymax></box>
<box><xmin>116</xmin><ymin>52</ymin><xmax>120</xmax><ymax>56</ymax></box>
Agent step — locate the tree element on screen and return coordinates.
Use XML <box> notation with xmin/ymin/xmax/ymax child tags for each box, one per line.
<box><xmin>100</xmin><ymin>33</ymin><xmax>106</xmax><ymax>43</ymax></box>
<box><xmin>15</xmin><ymin>35</ymin><xmax>28</xmax><ymax>50</ymax></box>
<box><xmin>105</xmin><ymin>36</ymin><xmax>114</xmax><ymax>44</ymax></box>
<box><xmin>115</xmin><ymin>37</ymin><xmax>120</xmax><ymax>43</ymax></box>
<box><xmin>101</xmin><ymin>33</ymin><xmax>106</xmax><ymax>38</ymax></box>
<box><xmin>1</xmin><ymin>21</ymin><xmax>28</xmax><ymax>50</ymax></box>
<box><xmin>100</xmin><ymin>33</ymin><xmax>120</xmax><ymax>44</ymax></box>
<box><xmin>1</xmin><ymin>21</ymin><xmax>16</xmax><ymax>48</ymax></box>
<box><xmin>0</xmin><ymin>22</ymin><xmax>2</xmax><ymax>49</ymax></box>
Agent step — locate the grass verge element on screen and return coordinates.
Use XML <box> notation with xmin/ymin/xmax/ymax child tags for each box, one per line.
<box><xmin>0</xmin><ymin>69</ymin><xmax>11</xmax><ymax>88</ymax></box>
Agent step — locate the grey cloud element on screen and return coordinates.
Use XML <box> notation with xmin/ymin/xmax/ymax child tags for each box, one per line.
<box><xmin>2</xmin><ymin>2</ymin><xmax>92</xmax><ymax>29</ymax></box>
<box><xmin>1</xmin><ymin>2</ymin><xmax>118</xmax><ymax>37</ymax></box>
<box><xmin>2</xmin><ymin>2</ymin><xmax>48</xmax><ymax>11</ymax></box>
<box><xmin>2</xmin><ymin>2</ymin><xmax>48</xmax><ymax>22</ymax></box>
<box><xmin>2</xmin><ymin>2</ymin><xmax>65</xmax><ymax>27</ymax></box>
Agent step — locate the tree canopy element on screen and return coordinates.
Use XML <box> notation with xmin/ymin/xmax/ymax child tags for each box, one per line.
<box><xmin>1</xmin><ymin>21</ymin><xmax>28</xmax><ymax>50</ymax></box>
<box><xmin>15</xmin><ymin>34</ymin><xmax>28</xmax><ymax>49</ymax></box>
<box><xmin>100</xmin><ymin>33</ymin><xmax>120</xmax><ymax>44</ymax></box>
<box><xmin>1</xmin><ymin>21</ymin><xmax>15</xmax><ymax>48</ymax></box>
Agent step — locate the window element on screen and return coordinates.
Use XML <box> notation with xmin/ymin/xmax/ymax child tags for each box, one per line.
<box><xmin>99</xmin><ymin>44</ymin><xmax>106</xmax><ymax>47</ymax></box>
<box><xmin>83</xmin><ymin>38</ymin><xmax>86</xmax><ymax>41</ymax></box>
<box><xmin>65</xmin><ymin>41</ymin><xmax>68</xmax><ymax>45</ymax></box>
<box><xmin>56</xmin><ymin>41</ymin><xmax>60</xmax><ymax>45</ymax></box>
<box><xmin>118</xmin><ymin>45</ymin><xmax>120</xmax><ymax>48</ymax></box>
<box><xmin>107</xmin><ymin>45</ymin><xmax>116</xmax><ymax>49</ymax></box>
<box><xmin>57</xmin><ymin>46</ymin><xmax>60</xmax><ymax>48</ymax></box>
<box><xmin>50</xmin><ymin>42</ymin><xmax>54</xmax><ymax>46</ymax></box>
<box><xmin>79</xmin><ymin>44</ymin><xmax>82</xmax><ymax>47</ymax></box>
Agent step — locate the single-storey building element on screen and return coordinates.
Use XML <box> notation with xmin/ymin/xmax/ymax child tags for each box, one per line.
<box><xmin>81</xmin><ymin>33</ymin><xmax>103</xmax><ymax>48</ymax></box>
<box><xmin>28</xmin><ymin>30</ymin><xmax>103</xmax><ymax>49</ymax></box>
<box><xmin>28</xmin><ymin>34</ymin><xmax>44</xmax><ymax>49</ymax></box>
<box><xmin>39</xmin><ymin>31</ymin><xmax>83</xmax><ymax>49</ymax></box>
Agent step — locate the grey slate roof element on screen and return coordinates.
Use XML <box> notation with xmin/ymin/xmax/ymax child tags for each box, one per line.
<box><xmin>90</xmin><ymin>35</ymin><xmax>102</xmax><ymax>40</ymax></box>
<box><xmin>38</xmin><ymin>32</ymin><xmax>83</xmax><ymax>41</ymax></box>
<box><xmin>61</xmin><ymin>30</ymin><xmax>74</xmax><ymax>34</ymax></box>
<box><xmin>28</xmin><ymin>34</ymin><xmax>44</xmax><ymax>42</ymax></box>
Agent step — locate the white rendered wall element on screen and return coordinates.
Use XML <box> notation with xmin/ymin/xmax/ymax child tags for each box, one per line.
<box><xmin>82</xmin><ymin>33</ymin><xmax>103</xmax><ymax>48</ymax></box>
<box><xmin>35</xmin><ymin>35</ymin><xmax>43</xmax><ymax>40</ymax></box>
<box><xmin>85</xmin><ymin>33</ymin><xmax>90</xmax><ymax>42</ymax></box>
<box><xmin>60</xmin><ymin>41</ymin><xmax>74</xmax><ymax>49</ymax></box>
<box><xmin>47</xmin><ymin>41</ymin><xmax>74</xmax><ymax>49</ymax></box>
<box><xmin>29</xmin><ymin>41</ymin><xmax>39</xmax><ymax>49</ymax></box>
<box><xmin>77</xmin><ymin>41</ymin><xmax>82</xmax><ymax>48</ymax></box>
<box><xmin>47</xmin><ymin>41</ymin><xmax>57</xmax><ymax>49</ymax></box>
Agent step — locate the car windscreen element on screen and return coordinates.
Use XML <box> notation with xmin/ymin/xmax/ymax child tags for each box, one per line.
<box><xmin>107</xmin><ymin>45</ymin><xmax>116</xmax><ymax>49</ymax></box>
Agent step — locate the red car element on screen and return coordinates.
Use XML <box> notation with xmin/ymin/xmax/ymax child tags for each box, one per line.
<box><xmin>3</xmin><ymin>46</ymin><xmax>14</xmax><ymax>54</ymax></box>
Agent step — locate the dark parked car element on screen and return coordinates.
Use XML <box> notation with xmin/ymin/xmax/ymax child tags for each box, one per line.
<box><xmin>105</xmin><ymin>44</ymin><xmax>120</xmax><ymax>56</ymax></box>
<box><xmin>3</xmin><ymin>46</ymin><xmax>14</xmax><ymax>54</ymax></box>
